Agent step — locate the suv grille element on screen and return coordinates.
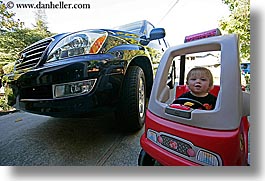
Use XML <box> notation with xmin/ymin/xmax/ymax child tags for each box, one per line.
<box><xmin>16</xmin><ymin>39</ymin><xmax>52</xmax><ymax>71</ymax></box>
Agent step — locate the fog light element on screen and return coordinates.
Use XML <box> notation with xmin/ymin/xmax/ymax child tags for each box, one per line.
<box><xmin>53</xmin><ymin>79</ymin><xmax>96</xmax><ymax>98</ymax></box>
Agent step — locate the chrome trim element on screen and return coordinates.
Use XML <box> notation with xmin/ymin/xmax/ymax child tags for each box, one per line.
<box><xmin>16</xmin><ymin>39</ymin><xmax>53</xmax><ymax>70</ymax></box>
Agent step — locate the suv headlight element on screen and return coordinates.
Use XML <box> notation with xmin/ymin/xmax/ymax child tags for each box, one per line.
<box><xmin>48</xmin><ymin>30</ymin><xmax>107</xmax><ymax>62</ymax></box>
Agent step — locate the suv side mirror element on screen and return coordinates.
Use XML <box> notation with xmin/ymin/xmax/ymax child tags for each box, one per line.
<box><xmin>149</xmin><ymin>28</ymin><xmax>166</xmax><ymax>40</ymax></box>
<box><xmin>140</xmin><ymin>28</ymin><xmax>166</xmax><ymax>46</ymax></box>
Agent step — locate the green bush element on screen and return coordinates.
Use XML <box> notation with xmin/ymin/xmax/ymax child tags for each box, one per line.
<box><xmin>0</xmin><ymin>95</ymin><xmax>13</xmax><ymax>111</ymax></box>
<box><xmin>0</xmin><ymin>84</ymin><xmax>15</xmax><ymax>112</ymax></box>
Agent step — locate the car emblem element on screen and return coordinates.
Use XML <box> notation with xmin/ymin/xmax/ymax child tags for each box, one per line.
<box><xmin>21</xmin><ymin>53</ymin><xmax>27</xmax><ymax>59</ymax></box>
<box><xmin>17</xmin><ymin>53</ymin><xmax>27</xmax><ymax>64</ymax></box>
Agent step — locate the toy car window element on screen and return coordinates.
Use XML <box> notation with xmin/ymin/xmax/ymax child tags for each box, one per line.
<box><xmin>184</xmin><ymin>51</ymin><xmax>221</xmax><ymax>86</ymax></box>
<box><xmin>163</xmin><ymin>50</ymin><xmax>221</xmax><ymax>110</ymax></box>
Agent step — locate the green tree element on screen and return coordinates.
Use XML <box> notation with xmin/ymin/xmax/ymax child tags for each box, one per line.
<box><xmin>219</xmin><ymin>0</ymin><xmax>250</xmax><ymax>61</ymax></box>
<box><xmin>0</xmin><ymin>1</ymin><xmax>24</xmax><ymax>68</ymax></box>
<box><xmin>0</xmin><ymin>2</ymin><xmax>53</xmax><ymax>74</ymax></box>
<box><xmin>0</xmin><ymin>2</ymin><xmax>54</xmax><ymax>111</ymax></box>
<box><xmin>33</xmin><ymin>9</ymin><xmax>51</xmax><ymax>36</ymax></box>
<box><xmin>0</xmin><ymin>1</ymin><xmax>23</xmax><ymax>31</ymax></box>
<box><xmin>0</xmin><ymin>28</ymin><xmax>52</xmax><ymax>64</ymax></box>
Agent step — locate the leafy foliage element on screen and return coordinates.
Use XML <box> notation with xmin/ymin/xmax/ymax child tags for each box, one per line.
<box><xmin>0</xmin><ymin>1</ymin><xmax>24</xmax><ymax>31</ymax></box>
<box><xmin>0</xmin><ymin>2</ymin><xmax>53</xmax><ymax>75</ymax></box>
<box><xmin>0</xmin><ymin>2</ymin><xmax>54</xmax><ymax>111</ymax></box>
<box><xmin>219</xmin><ymin>0</ymin><xmax>250</xmax><ymax>61</ymax></box>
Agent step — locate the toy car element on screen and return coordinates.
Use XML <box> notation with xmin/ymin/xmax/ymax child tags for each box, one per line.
<box><xmin>138</xmin><ymin>29</ymin><xmax>250</xmax><ymax>166</ymax></box>
<box><xmin>3</xmin><ymin>20</ymin><xmax>169</xmax><ymax>132</ymax></box>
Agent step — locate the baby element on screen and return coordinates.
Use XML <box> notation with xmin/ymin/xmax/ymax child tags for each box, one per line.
<box><xmin>174</xmin><ymin>67</ymin><xmax>217</xmax><ymax>110</ymax></box>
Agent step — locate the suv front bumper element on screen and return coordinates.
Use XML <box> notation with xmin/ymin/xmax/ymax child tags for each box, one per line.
<box><xmin>10</xmin><ymin>55</ymin><xmax>124</xmax><ymax>117</ymax></box>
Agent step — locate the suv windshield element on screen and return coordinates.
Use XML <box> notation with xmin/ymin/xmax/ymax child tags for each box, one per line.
<box><xmin>114</xmin><ymin>21</ymin><xmax>143</xmax><ymax>34</ymax></box>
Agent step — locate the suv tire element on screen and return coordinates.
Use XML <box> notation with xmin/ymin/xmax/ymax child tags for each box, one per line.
<box><xmin>117</xmin><ymin>66</ymin><xmax>146</xmax><ymax>132</ymax></box>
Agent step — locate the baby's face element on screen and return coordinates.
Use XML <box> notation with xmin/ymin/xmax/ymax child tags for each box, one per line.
<box><xmin>187</xmin><ymin>71</ymin><xmax>211</xmax><ymax>97</ymax></box>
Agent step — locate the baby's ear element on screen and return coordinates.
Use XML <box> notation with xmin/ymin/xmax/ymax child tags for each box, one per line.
<box><xmin>186</xmin><ymin>82</ymin><xmax>190</xmax><ymax>88</ymax></box>
<box><xmin>209</xmin><ymin>85</ymin><xmax>214</xmax><ymax>91</ymax></box>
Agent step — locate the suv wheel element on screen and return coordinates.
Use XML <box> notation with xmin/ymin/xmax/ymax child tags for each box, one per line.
<box><xmin>118</xmin><ymin>66</ymin><xmax>146</xmax><ymax>132</ymax></box>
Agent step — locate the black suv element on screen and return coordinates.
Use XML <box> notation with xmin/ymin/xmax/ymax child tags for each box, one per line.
<box><xmin>5</xmin><ymin>20</ymin><xmax>169</xmax><ymax>131</ymax></box>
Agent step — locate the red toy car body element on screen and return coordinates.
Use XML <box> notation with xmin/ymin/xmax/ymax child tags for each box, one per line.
<box><xmin>138</xmin><ymin>29</ymin><xmax>250</xmax><ymax>166</ymax></box>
